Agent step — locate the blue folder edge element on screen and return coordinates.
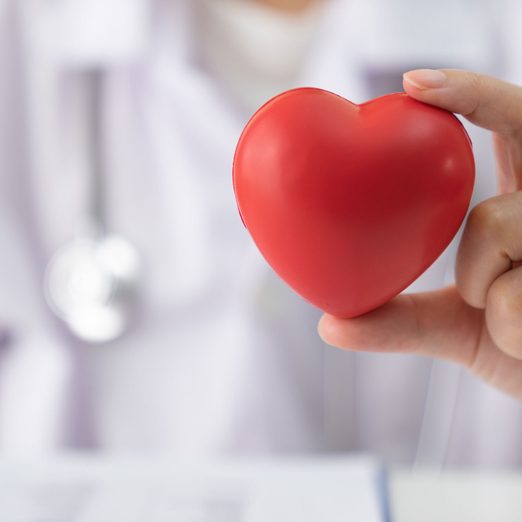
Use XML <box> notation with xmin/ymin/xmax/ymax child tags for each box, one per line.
<box><xmin>377</xmin><ymin>466</ymin><xmax>392</xmax><ymax>522</ymax></box>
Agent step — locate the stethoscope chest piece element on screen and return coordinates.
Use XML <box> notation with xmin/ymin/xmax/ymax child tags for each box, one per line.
<box><xmin>44</xmin><ymin>234</ymin><xmax>141</xmax><ymax>343</ymax></box>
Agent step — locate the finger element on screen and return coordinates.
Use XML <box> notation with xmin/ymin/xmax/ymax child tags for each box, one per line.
<box><xmin>402</xmin><ymin>69</ymin><xmax>522</xmax><ymax>135</ymax></box>
<box><xmin>468</xmin><ymin>323</ymin><xmax>522</xmax><ymax>400</ymax></box>
<box><xmin>456</xmin><ymin>192</ymin><xmax>522</xmax><ymax>308</ymax></box>
<box><xmin>318</xmin><ymin>286</ymin><xmax>483</xmax><ymax>368</ymax></box>
<box><xmin>493</xmin><ymin>133</ymin><xmax>522</xmax><ymax>194</ymax></box>
<box><xmin>485</xmin><ymin>265</ymin><xmax>522</xmax><ymax>360</ymax></box>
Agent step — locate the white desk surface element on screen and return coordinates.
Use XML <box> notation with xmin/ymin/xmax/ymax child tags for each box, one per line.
<box><xmin>1</xmin><ymin>454</ymin><xmax>522</xmax><ymax>521</ymax></box>
<box><xmin>390</xmin><ymin>469</ymin><xmax>522</xmax><ymax>522</ymax></box>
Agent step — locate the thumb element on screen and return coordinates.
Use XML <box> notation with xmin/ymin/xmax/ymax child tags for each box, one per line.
<box><xmin>402</xmin><ymin>69</ymin><xmax>522</xmax><ymax>135</ymax></box>
<box><xmin>318</xmin><ymin>286</ymin><xmax>483</xmax><ymax>369</ymax></box>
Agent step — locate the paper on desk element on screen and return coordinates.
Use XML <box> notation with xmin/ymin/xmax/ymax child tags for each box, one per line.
<box><xmin>0</xmin><ymin>455</ymin><xmax>385</xmax><ymax>522</ymax></box>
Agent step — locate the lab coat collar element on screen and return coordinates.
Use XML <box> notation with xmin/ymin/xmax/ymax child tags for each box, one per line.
<box><xmin>298</xmin><ymin>0</ymin><xmax>367</xmax><ymax>103</ymax></box>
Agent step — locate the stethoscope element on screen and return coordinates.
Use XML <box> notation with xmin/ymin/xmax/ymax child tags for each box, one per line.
<box><xmin>44</xmin><ymin>70</ymin><xmax>141</xmax><ymax>343</ymax></box>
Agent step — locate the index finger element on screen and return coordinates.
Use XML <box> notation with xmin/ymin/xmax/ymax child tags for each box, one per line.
<box><xmin>318</xmin><ymin>286</ymin><xmax>482</xmax><ymax>368</ymax></box>
<box><xmin>402</xmin><ymin>69</ymin><xmax>522</xmax><ymax>135</ymax></box>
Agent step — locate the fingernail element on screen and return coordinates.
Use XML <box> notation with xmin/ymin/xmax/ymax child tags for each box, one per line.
<box><xmin>318</xmin><ymin>315</ymin><xmax>337</xmax><ymax>346</ymax></box>
<box><xmin>403</xmin><ymin>69</ymin><xmax>447</xmax><ymax>90</ymax></box>
<box><xmin>317</xmin><ymin>315</ymin><xmax>329</xmax><ymax>342</ymax></box>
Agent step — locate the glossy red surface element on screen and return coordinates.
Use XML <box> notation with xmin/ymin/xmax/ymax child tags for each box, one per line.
<box><xmin>233</xmin><ymin>89</ymin><xmax>475</xmax><ymax>317</ymax></box>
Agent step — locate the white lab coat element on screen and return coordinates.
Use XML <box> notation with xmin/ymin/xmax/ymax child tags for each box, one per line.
<box><xmin>0</xmin><ymin>0</ymin><xmax>521</xmax><ymax>468</ymax></box>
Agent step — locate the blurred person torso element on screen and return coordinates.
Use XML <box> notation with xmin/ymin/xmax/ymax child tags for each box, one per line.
<box><xmin>0</xmin><ymin>0</ymin><xmax>522</xmax><ymax>467</ymax></box>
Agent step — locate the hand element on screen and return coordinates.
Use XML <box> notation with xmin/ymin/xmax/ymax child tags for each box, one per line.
<box><xmin>318</xmin><ymin>69</ymin><xmax>522</xmax><ymax>400</ymax></box>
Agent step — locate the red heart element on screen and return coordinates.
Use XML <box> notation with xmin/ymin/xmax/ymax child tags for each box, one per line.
<box><xmin>233</xmin><ymin>89</ymin><xmax>475</xmax><ymax>318</ymax></box>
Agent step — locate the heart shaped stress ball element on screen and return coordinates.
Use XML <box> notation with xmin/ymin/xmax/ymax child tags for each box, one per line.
<box><xmin>233</xmin><ymin>89</ymin><xmax>475</xmax><ymax>318</ymax></box>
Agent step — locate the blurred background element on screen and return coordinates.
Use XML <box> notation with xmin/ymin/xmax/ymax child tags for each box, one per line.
<box><xmin>0</xmin><ymin>0</ymin><xmax>521</xmax><ymax>470</ymax></box>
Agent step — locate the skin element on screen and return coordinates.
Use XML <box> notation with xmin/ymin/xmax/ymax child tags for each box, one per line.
<box><xmin>255</xmin><ymin>0</ymin><xmax>319</xmax><ymax>12</ymax></box>
<box><xmin>318</xmin><ymin>69</ymin><xmax>522</xmax><ymax>400</ymax></box>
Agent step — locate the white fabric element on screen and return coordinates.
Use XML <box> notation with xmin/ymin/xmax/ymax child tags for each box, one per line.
<box><xmin>195</xmin><ymin>0</ymin><xmax>326</xmax><ymax>112</ymax></box>
<box><xmin>56</xmin><ymin>0</ymin><xmax>150</xmax><ymax>65</ymax></box>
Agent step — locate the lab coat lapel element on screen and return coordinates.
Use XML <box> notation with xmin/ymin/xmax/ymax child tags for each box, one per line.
<box><xmin>16</xmin><ymin>0</ymin><xmax>85</xmax><ymax>257</ymax></box>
